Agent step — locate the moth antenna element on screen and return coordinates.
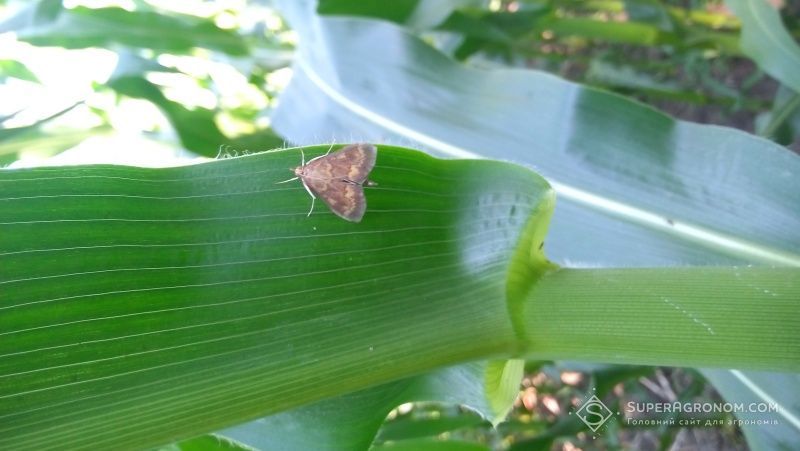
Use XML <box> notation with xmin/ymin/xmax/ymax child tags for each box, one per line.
<box><xmin>275</xmin><ymin>176</ymin><xmax>299</xmax><ymax>184</ymax></box>
<box><xmin>300</xmin><ymin>149</ymin><xmax>306</xmax><ymax>166</ymax></box>
<box><xmin>324</xmin><ymin>142</ymin><xmax>334</xmax><ymax>156</ymax></box>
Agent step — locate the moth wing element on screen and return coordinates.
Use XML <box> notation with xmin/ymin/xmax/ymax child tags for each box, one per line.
<box><xmin>305</xmin><ymin>143</ymin><xmax>376</xmax><ymax>183</ymax></box>
<box><xmin>304</xmin><ymin>178</ymin><xmax>366</xmax><ymax>223</ymax></box>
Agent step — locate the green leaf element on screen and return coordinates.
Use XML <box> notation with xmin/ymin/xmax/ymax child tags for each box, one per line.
<box><xmin>0</xmin><ymin>103</ymin><xmax>104</xmax><ymax>163</ymax></box>
<box><xmin>318</xmin><ymin>0</ymin><xmax>420</xmax><ymax>24</ymax></box>
<box><xmin>0</xmin><ymin>0</ymin><xmax>62</xmax><ymax>34</ymax></box>
<box><xmin>217</xmin><ymin>364</ymin><xmax>494</xmax><ymax>451</ymax></box>
<box><xmin>758</xmin><ymin>85</ymin><xmax>800</xmax><ymax>143</ymax></box>
<box><xmin>106</xmin><ymin>75</ymin><xmax>228</xmax><ymax>157</ymax></box>
<box><xmin>223</xmin><ymin>128</ymin><xmax>287</xmax><ymax>155</ymax></box>
<box><xmin>726</xmin><ymin>0</ymin><xmax>800</xmax><ymax>94</ymax></box>
<box><xmin>272</xmin><ymin>1</ymin><xmax>799</xmax><ymax>266</ymax></box>
<box><xmin>318</xmin><ymin>0</ymin><xmax>479</xmax><ymax>30</ymax></box>
<box><xmin>2</xmin><ymin>2</ymin><xmax>248</xmax><ymax>55</ymax></box>
<box><xmin>436</xmin><ymin>8</ymin><xmax>550</xmax><ymax>60</ymax></box>
<box><xmin>106</xmin><ymin>75</ymin><xmax>283</xmax><ymax>156</ymax></box>
<box><xmin>4</xmin><ymin>143</ymin><xmax>793</xmax><ymax>449</ymax></box>
<box><xmin>372</xmin><ymin>439</ymin><xmax>489</xmax><ymax>451</ymax></box>
<box><xmin>700</xmin><ymin>369</ymin><xmax>800</xmax><ymax>451</ymax></box>
<box><xmin>268</xmin><ymin>1</ymin><xmax>800</xmax><ymax>448</ymax></box>
<box><xmin>623</xmin><ymin>0</ymin><xmax>674</xmax><ymax>31</ymax></box>
<box><xmin>159</xmin><ymin>434</ymin><xmax>254</xmax><ymax>451</ymax></box>
<box><xmin>543</xmin><ymin>17</ymin><xmax>662</xmax><ymax>45</ymax></box>
<box><xmin>483</xmin><ymin>359</ymin><xmax>524</xmax><ymax>426</ymax></box>
<box><xmin>375</xmin><ymin>404</ymin><xmax>487</xmax><ymax>442</ymax></box>
<box><xmin>0</xmin><ymin>145</ymin><xmax>554</xmax><ymax>449</ymax></box>
<box><xmin>0</xmin><ymin>60</ymin><xmax>40</xmax><ymax>83</ymax></box>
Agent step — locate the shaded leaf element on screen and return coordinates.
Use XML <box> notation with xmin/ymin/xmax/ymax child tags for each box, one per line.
<box><xmin>701</xmin><ymin>369</ymin><xmax>800</xmax><ymax>451</ymax></box>
<box><xmin>318</xmin><ymin>0</ymin><xmax>478</xmax><ymax>30</ymax></box>
<box><xmin>218</xmin><ymin>364</ymin><xmax>494</xmax><ymax>451</ymax></box>
<box><xmin>371</xmin><ymin>439</ymin><xmax>489</xmax><ymax>451</ymax></box>
<box><xmin>160</xmin><ymin>434</ymin><xmax>254</xmax><ymax>451</ymax></box>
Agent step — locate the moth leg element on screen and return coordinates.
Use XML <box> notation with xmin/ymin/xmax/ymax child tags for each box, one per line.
<box><xmin>306</xmin><ymin>143</ymin><xmax>336</xmax><ymax>166</ymax></box>
<box><xmin>275</xmin><ymin>176</ymin><xmax>299</xmax><ymax>184</ymax></box>
<box><xmin>301</xmin><ymin>180</ymin><xmax>317</xmax><ymax>217</ymax></box>
<box><xmin>307</xmin><ymin>197</ymin><xmax>316</xmax><ymax>217</ymax></box>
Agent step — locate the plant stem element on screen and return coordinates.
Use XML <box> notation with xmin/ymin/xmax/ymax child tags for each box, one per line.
<box><xmin>522</xmin><ymin>266</ymin><xmax>800</xmax><ymax>371</ymax></box>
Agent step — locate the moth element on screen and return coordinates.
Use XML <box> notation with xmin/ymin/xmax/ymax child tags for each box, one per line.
<box><xmin>278</xmin><ymin>143</ymin><xmax>377</xmax><ymax>222</ymax></box>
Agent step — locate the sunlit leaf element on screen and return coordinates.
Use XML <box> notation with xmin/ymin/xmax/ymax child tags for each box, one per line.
<box><xmin>0</xmin><ymin>60</ymin><xmax>40</xmax><ymax>83</ymax></box>
<box><xmin>0</xmin><ymin>145</ymin><xmax>555</xmax><ymax>449</ymax></box>
<box><xmin>2</xmin><ymin>2</ymin><xmax>247</xmax><ymax>55</ymax></box>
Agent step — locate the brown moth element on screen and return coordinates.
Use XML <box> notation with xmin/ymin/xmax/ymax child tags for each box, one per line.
<box><xmin>278</xmin><ymin>143</ymin><xmax>377</xmax><ymax>222</ymax></box>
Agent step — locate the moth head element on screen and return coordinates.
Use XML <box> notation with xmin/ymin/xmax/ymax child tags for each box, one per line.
<box><xmin>293</xmin><ymin>166</ymin><xmax>304</xmax><ymax>177</ymax></box>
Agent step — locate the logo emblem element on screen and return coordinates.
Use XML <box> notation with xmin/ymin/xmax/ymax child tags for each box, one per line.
<box><xmin>574</xmin><ymin>394</ymin><xmax>614</xmax><ymax>433</ymax></box>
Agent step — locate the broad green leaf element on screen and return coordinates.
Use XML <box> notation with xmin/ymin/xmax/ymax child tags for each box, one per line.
<box><xmin>1</xmin><ymin>1</ymin><xmax>248</xmax><ymax>55</ymax></box>
<box><xmin>0</xmin><ymin>145</ymin><xmax>554</xmax><ymax>449</ymax></box>
<box><xmin>2</xmin><ymin>143</ymin><xmax>795</xmax><ymax>449</ymax></box>
<box><xmin>726</xmin><ymin>0</ymin><xmax>800</xmax><ymax>94</ymax></box>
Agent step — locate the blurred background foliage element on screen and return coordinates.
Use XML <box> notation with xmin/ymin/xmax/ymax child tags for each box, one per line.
<box><xmin>1</xmin><ymin>0</ymin><xmax>799</xmax><ymax>168</ymax></box>
<box><xmin>1</xmin><ymin>0</ymin><xmax>798</xmax><ymax>450</ymax></box>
